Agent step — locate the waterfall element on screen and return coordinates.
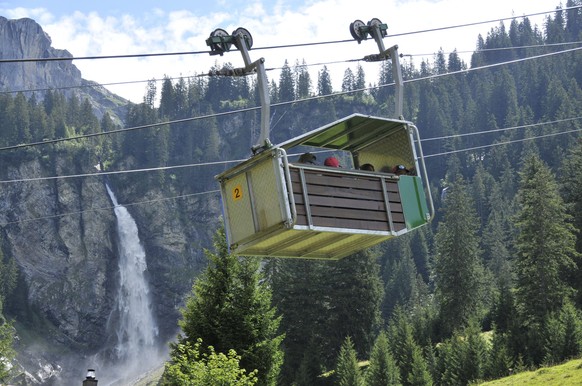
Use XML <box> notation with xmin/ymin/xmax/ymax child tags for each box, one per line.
<box><xmin>105</xmin><ymin>184</ymin><xmax>159</xmax><ymax>379</ymax></box>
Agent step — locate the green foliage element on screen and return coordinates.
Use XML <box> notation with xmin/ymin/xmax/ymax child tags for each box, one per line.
<box><xmin>268</xmin><ymin>249</ymin><xmax>382</xmax><ymax>385</ymax></box>
<box><xmin>317</xmin><ymin>66</ymin><xmax>333</xmax><ymax>96</ymax></box>
<box><xmin>0</xmin><ymin>314</ymin><xmax>15</xmax><ymax>382</ymax></box>
<box><xmin>514</xmin><ymin>154</ymin><xmax>578</xmax><ymax>343</ymax></box>
<box><xmin>0</xmin><ymin>277</ymin><xmax>15</xmax><ymax>385</ymax></box>
<box><xmin>434</xmin><ymin>178</ymin><xmax>486</xmax><ymax>336</ymax></box>
<box><xmin>543</xmin><ymin>301</ymin><xmax>582</xmax><ymax>365</ymax></box>
<box><xmin>437</xmin><ymin>323</ymin><xmax>489</xmax><ymax>386</ymax></box>
<box><xmin>161</xmin><ymin>338</ymin><xmax>257</xmax><ymax>386</ymax></box>
<box><xmin>365</xmin><ymin>331</ymin><xmax>401</xmax><ymax>386</ymax></box>
<box><xmin>407</xmin><ymin>345</ymin><xmax>432</xmax><ymax>386</ymax></box>
<box><xmin>388</xmin><ymin>308</ymin><xmax>431</xmax><ymax>386</ymax></box>
<box><xmin>0</xmin><ymin>248</ymin><xmax>17</xmax><ymax>303</ymax></box>
<box><xmin>560</xmin><ymin>142</ymin><xmax>582</xmax><ymax>307</ymax></box>
<box><xmin>278</xmin><ymin>60</ymin><xmax>295</xmax><ymax>102</ymax></box>
<box><xmin>173</xmin><ymin>227</ymin><xmax>283</xmax><ymax>386</ymax></box>
<box><xmin>486</xmin><ymin>329</ymin><xmax>513</xmax><ymax>380</ymax></box>
<box><xmin>334</xmin><ymin>337</ymin><xmax>363</xmax><ymax>386</ymax></box>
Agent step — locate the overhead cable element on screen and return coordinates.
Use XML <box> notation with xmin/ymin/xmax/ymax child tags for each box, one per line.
<box><xmin>421</xmin><ymin>116</ymin><xmax>582</xmax><ymax>142</ymax></box>
<box><xmin>1</xmin><ymin>116</ymin><xmax>579</xmax><ymax>185</ymax></box>
<box><xmin>3</xmin><ymin>126</ymin><xmax>580</xmax><ymax>226</ymax></box>
<box><xmin>3</xmin><ymin>41</ymin><xmax>581</xmax><ymax>96</ymax></box>
<box><xmin>0</xmin><ymin>189</ymin><xmax>220</xmax><ymax>227</ymax></box>
<box><xmin>1</xmin><ymin>5</ymin><xmax>578</xmax><ymax>64</ymax></box>
<box><xmin>424</xmin><ymin>127</ymin><xmax>582</xmax><ymax>158</ymax></box>
<box><xmin>0</xmin><ymin>159</ymin><xmax>245</xmax><ymax>184</ymax></box>
<box><xmin>2</xmin><ymin>44</ymin><xmax>580</xmax><ymax>153</ymax></box>
<box><xmin>389</xmin><ymin>5</ymin><xmax>582</xmax><ymax>39</ymax></box>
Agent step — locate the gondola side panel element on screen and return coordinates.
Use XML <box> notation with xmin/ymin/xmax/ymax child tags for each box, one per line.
<box><xmin>220</xmin><ymin>156</ymin><xmax>289</xmax><ymax>250</ymax></box>
<box><xmin>398</xmin><ymin>175</ymin><xmax>429</xmax><ymax>230</ymax></box>
<box><xmin>221</xmin><ymin>172</ymin><xmax>256</xmax><ymax>246</ymax></box>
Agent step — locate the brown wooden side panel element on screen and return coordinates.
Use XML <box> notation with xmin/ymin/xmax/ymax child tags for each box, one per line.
<box><xmin>289</xmin><ymin>167</ymin><xmax>406</xmax><ymax>232</ymax></box>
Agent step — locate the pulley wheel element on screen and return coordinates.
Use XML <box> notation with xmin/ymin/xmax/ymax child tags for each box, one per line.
<box><xmin>209</xmin><ymin>28</ymin><xmax>231</xmax><ymax>52</ymax></box>
<box><xmin>367</xmin><ymin>18</ymin><xmax>387</xmax><ymax>37</ymax></box>
<box><xmin>349</xmin><ymin>19</ymin><xmax>367</xmax><ymax>42</ymax></box>
<box><xmin>232</xmin><ymin>27</ymin><xmax>253</xmax><ymax>50</ymax></box>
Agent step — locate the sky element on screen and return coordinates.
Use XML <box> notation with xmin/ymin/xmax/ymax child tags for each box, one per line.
<box><xmin>0</xmin><ymin>0</ymin><xmax>560</xmax><ymax>103</ymax></box>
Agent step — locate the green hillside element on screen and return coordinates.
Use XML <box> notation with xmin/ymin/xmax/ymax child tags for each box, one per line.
<box><xmin>480</xmin><ymin>358</ymin><xmax>582</xmax><ymax>386</ymax></box>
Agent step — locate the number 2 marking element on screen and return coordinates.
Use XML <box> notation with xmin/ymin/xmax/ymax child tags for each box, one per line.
<box><xmin>232</xmin><ymin>184</ymin><xmax>243</xmax><ymax>201</ymax></box>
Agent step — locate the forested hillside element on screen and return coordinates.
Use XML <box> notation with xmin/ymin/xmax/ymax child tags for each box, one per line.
<box><xmin>1</xmin><ymin>2</ymin><xmax>581</xmax><ymax>385</ymax></box>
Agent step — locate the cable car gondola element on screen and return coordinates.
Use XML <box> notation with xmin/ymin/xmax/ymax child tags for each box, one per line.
<box><xmin>209</xmin><ymin>21</ymin><xmax>434</xmax><ymax>260</ymax></box>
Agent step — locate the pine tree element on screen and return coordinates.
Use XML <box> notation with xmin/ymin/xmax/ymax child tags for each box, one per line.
<box><xmin>266</xmin><ymin>258</ymin><xmax>328</xmax><ymax>385</ymax></box>
<box><xmin>464</xmin><ymin>321</ymin><xmax>489</xmax><ymax>383</ymax></box>
<box><xmin>278</xmin><ymin>60</ymin><xmax>295</xmax><ymax>102</ymax></box>
<box><xmin>172</xmin><ymin>227</ymin><xmax>283</xmax><ymax>386</ymax></box>
<box><xmin>485</xmin><ymin>329</ymin><xmax>513</xmax><ymax>380</ymax></box>
<box><xmin>560</xmin><ymin>142</ymin><xmax>582</xmax><ymax>307</ymax></box>
<box><xmin>354</xmin><ymin>64</ymin><xmax>366</xmax><ymax>91</ymax></box>
<box><xmin>438</xmin><ymin>324</ymin><xmax>491</xmax><ymax>386</ymax></box>
<box><xmin>388</xmin><ymin>307</ymin><xmax>428</xmax><ymax>386</ymax></box>
<box><xmin>317</xmin><ymin>66</ymin><xmax>333</xmax><ymax>96</ymax></box>
<box><xmin>543</xmin><ymin>301</ymin><xmax>582</xmax><ymax>365</ymax></box>
<box><xmin>295</xmin><ymin>59</ymin><xmax>312</xmax><ymax>98</ymax></box>
<box><xmin>268</xmin><ymin>249</ymin><xmax>382</xmax><ymax>385</ymax></box>
<box><xmin>514</xmin><ymin>154</ymin><xmax>578</xmax><ymax>325</ymax></box>
<box><xmin>325</xmin><ymin>250</ymin><xmax>383</xmax><ymax>358</ymax></box>
<box><xmin>434</xmin><ymin>178</ymin><xmax>485</xmax><ymax>336</ymax></box>
<box><xmin>341</xmin><ymin>68</ymin><xmax>355</xmax><ymax>92</ymax></box>
<box><xmin>514</xmin><ymin>154</ymin><xmax>578</xmax><ymax>364</ymax></box>
<box><xmin>365</xmin><ymin>331</ymin><xmax>401</xmax><ymax>386</ymax></box>
<box><xmin>407</xmin><ymin>345</ymin><xmax>432</xmax><ymax>386</ymax></box>
<box><xmin>560</xmin><ymin>301</ymin><xmax>582</xmax><ymax>360</ymax></box>
<box><xmin>335</xmin><ymin>336</ymin><xmax>363</xmax><ymax>386</ymax></box>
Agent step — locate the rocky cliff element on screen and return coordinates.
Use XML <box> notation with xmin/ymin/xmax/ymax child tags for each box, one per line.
<box><xmin>0</xmin><ymin>17</ymin><xmax>218</xmax><ymax>383</ymax></box>
<box><xmin>0</xmin><ymin>16</ymin><xmax>128</xmax><ymax>123</ymax></box>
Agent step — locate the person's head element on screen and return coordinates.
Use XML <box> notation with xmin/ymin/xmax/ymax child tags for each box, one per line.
<box><xmin>360</xmin><ymin>163</ymin><xmax>375</xmax><ymax>171</ymax></box>
<box><xmin>392</xmin><ymin>164</ymin><xmax>409</xmax><ymax>175</ymax></box>
<box><xmin>324</xmin><ymin>156</ymin><xmax>340</xmax><ymax>167</ymax></box>
<box><xmin>298</xmin><ymin>152</ymin><xmax>316</xmax><ymax>164</ymax></box>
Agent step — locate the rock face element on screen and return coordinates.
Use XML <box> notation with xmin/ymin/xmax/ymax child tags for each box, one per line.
<box><xmin>0</xmin><ymin>17</ymin><xmax>219</xmax><ymax>382</ymax></box>
<box><xmin>1</xmin><ymin>155</ymin><xmax>216</xmax><ymax>382</ymax></box>
<box><xmin>0</xmin><ymin>16</ymin><xmax>128</xmax><ymax>122</ymax></box>
<box><xmin>0</xmin><ymin>17</ymin><xmax>80</xmax><ymax>92</ymax></box>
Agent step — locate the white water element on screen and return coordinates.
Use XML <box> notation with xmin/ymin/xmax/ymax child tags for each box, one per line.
<box><xmin>105</xmin><ymin>185</ymin><xmax>159</xmax><ymax>381</ymax></box>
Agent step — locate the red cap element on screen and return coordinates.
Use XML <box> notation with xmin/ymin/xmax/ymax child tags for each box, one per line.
<box><xmin>324</xmin><ymin>157</ymin><xmax>340</xmax><ymax>167</ymax></box>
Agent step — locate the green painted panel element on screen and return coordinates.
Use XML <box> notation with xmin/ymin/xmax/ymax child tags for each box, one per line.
<box><xmin>398</xmin><ymin>176</ymin><xmax>429</xmax><ymax>230</ymax></box>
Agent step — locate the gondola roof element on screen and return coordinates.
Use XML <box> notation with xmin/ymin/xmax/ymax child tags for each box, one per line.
<box><xmin>277</xmin><ymin>113</ymin><xmax>410</xmax><ymax>153</ymax></box>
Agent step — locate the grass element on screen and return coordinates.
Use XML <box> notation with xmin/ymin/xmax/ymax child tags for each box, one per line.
<box><xmin>479</xmin><ymin>358</ymin><xmax>582</xmax><ymax>385</ymax></box>
<box><xmin>131</xmin><ymin>365</ymin><xmax>165</xmax><ymax>386</ymax></box>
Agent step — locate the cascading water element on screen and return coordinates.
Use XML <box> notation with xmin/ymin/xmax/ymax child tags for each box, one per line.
<box><xmin>105</xmin><ymin>184</ymin><xmax>159</xmax><ymax>381</ymax></box>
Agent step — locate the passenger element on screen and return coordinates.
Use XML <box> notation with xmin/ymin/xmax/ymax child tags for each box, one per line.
<box><xmin>359</xmin><ymin>163</ymin><xmax>375</xmax><ymax>171</ymax></box>
<box><xmin>392</xmin><ymin>164</ymin><xmax>409</xmax><ymax>175</ymax></box>
<box><xmin>324</xmin><ymin>156</ymin><xmax>341</xmax><ymax>167</ymax></box>
<box><xmin>298</xmin><ymin>152</ymin><xmax>317</xmax><ymax>164</ymax></box>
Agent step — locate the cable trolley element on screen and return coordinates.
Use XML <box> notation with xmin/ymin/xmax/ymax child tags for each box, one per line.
<box><xmin>208</xmin><ymin>20</ymin><xmax>434</xmax><ymax>259</ymax></box>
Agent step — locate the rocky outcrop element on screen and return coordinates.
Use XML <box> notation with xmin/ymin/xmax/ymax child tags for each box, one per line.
<box><xmin>0</xmin><ymin>16</ymin><xmax>127</xmax><ymax>123</ymax></box>
<box><xmin>0</xmin><ymin>17</ymin><xmax>80</xmax><ymax>92</ymax></box>
<box><xmin>1</xmin><ymin>157</ymin><xmax>117</xmax><ymax>347</ymax></box>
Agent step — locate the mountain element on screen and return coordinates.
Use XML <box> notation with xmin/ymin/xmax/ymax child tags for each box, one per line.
<box><xmin>0</xmin><ymin>17</ymin><xmax>216</xmax><ymax>384</ymax></box>
<box><xmin>0</xmin><ymin>16</ymin><xmax>127</xmax><ymax>124</ymax></box>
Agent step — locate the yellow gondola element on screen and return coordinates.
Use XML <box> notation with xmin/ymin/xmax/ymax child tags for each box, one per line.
<box><xmin>208</xmin><ymin>20</ymin><xmax>434</xmax><ymax>259</ymax></box>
